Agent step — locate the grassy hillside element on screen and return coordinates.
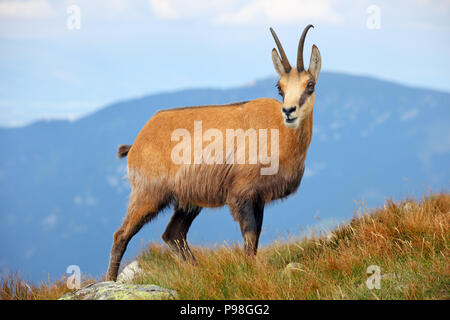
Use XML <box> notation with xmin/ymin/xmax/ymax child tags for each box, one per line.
<box><xmin>1</xmin><ymin>193</ymin><xmax>449</xmax><ymax>300</ymax></box>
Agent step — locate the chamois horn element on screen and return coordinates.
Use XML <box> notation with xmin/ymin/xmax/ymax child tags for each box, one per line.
<box><xmin>297</xmin><ymin>24</ymin><xmax>314</xmax><ymax>72</ymax></box>
<box><xmin>270</xmin><ymin>27</ymin><xmax>292</xmax><ymax>73</ymax></box>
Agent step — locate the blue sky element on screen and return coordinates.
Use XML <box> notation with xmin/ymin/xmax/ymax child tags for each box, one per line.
<box><xmin>0</xmin><ymin>0</ymin><xmax>449</xmax><ymax>126</ymax></box>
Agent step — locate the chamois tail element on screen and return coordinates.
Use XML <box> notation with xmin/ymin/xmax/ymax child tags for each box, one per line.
<box><xmin>117</xmin><ymin>144</ymin><xmax>132</xmax><ymax>159</ymax></box>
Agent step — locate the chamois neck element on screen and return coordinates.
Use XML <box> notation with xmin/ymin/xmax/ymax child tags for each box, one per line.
<box><xmin>297</xmin><ymin>111</ymin><xmax>313</xmax><ymax>147</ymax></box>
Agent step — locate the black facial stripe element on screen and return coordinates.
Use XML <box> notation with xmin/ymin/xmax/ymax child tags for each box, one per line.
<box><xmin>298</xmin><ymin>90</ymin><xmax>310</xmax><ymax>107</ymax></box>
<box><xmin>299</xmin><ymin>77</ymin><xmax>315</xmax><ymax>107</ymax></box>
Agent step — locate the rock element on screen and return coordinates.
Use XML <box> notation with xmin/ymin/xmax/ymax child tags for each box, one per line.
<box><xmin>59</xmin><ymin>281</ymin><xmax>177</xmax><ymax>300</ymax></box>
<box><xmin>117</xmin><ymin>260</ymin><xmax>143</xmax><ymax>283</ymax></box>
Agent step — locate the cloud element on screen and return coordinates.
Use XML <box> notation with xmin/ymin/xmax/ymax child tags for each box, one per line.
<box><xmin>42</xmin><ymin>213</ymin><xmax>57</xmax><ymax>231</ymax></box>
<box><xmin>0</xmin><ymin>0</ymin><xmax>55</xmax><ymax>19</ymax></box>
<box><xmin>106</xmin><ymin>175</ymin><xmax>119</xmax><ymax>188</ymax></box>
<box><xmin>412</xmin><ymin>0</ymin><xmax>450</xmax><ymax>14</ymax></box>
<box><xmin>24</xmin><ymin>247</ymin><xmax>36</xmax><ymax>260</ymax></box>
<box><xmin>361</xmin><ymin>111</ymin><xmax>391</xmax><ymax>137</ymax></box>
<box><xmin>148</xmin><ymin>0</ymin><xmax>179</xmax><ymax>19</ymax></box>
<box><xmin>304</xmin><ymin>161</ymin><xmax>327</xmax><ymax>178</ymax></box>
<box><xmin>148</xmin><ymin>0</ymin><xmax>233</xmax><ymax>20</ymax></box>
<box><xmin>361</xmin><ymin>188</ymin><xmax>385</xmax><ymax>203</ymax></box>
<box><xmin>332</xmin><ymin>132</ymin><xmax>341</xmax><ymax>141</ymax></box>
<box><xmin>372</xmin><ymin>112</ymin><xmax>391</xmax><ymax>127</ymax></box>
<box><xmin>400</xmin><ymin>108</ymin><xmax>419</xmax><ymax>122</ymax></box>
<box><xmin>213</xmin><ymin>0</ymin><xmax>343</xmax><ymax>25</ymax></box>
<box><xmin>73</xmin><ymin>193</ymin><xmax>98</xmax><ymax>206</ymax></box>
<box><xmin>148</xmin><ymin>0</ymin><xmax>343</xmax><ymax>25</ymax></box>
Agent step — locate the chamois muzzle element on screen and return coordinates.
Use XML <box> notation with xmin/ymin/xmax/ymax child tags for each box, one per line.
<box><xmin>282</xmin><ymin>106</ymin><xmax>297</xmax><ymax>117</ymax></box>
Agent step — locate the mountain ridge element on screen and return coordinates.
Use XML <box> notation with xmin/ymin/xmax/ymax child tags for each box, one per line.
<box><xmin>0</xmin><ymin>71</ymin><xmax>448</xmax><ymax>282</ymax></box>
<box><xmin>3</xmin><ymin>70</ymin><xmax>450</xmax><ymax>131</ymax></box>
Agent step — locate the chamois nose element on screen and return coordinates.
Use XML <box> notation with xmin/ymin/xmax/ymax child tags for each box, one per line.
<box><xmin>282</xmin><ymin>106</ymin><xmax>296</xmax><ymax>116</ymax></box>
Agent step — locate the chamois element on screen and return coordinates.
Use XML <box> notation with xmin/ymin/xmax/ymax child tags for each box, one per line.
<box><xmin>106</xmin><ymin>25</ymin><xmax>321</xmax><ymax>281</ymax></box>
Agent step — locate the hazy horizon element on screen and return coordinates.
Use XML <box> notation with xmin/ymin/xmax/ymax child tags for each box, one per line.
<box><xmin>2</xmin><ymin>69</ymin><xmax>449</xmax><ymax>129</ymax></box>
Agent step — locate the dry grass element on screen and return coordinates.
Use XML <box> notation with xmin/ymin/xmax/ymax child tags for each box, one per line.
<box><xmin>0</xmin><ymin>272</ymin><xmax>95</xmax><ymax>300</ymax></box>
<box><xmin>1</xmin><ymin>193</ymin><xmax>449</xmax><ymax>300</ymax></box>
<box><xmin>134</xmin><ymin>193</ymin><xmax>449</xmax><ymax>299</ymax></box>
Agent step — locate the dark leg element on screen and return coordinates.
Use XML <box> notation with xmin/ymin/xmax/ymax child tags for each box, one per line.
<box><xmin>253</xmin><ymin>197</ymin><xmax>265</xmax><ymax>251</ymax></box>
<box><xmin>229</xmin><ymin>196</ymin><xmax>265</xmax><ymax>256</ymax></box>
<box><xmin>162</xmin><ymin>204</ymin><xmax>201</xmax><ymax>261</ymax></box>
<box><xmin>106</xmin><ymin>190</ymin><xmax>169</xmax><ymax>281</ymax></box>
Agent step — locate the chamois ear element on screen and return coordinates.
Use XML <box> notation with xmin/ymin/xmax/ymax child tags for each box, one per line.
<box><xmin>308</xmin><ymin>45</ymin><xmax>321</xmax><ymax>81</ymax></box>
<box><xmin>272</xmin><ymin>48</ymin><xmax>285</xmax><ymax>76</ymax></box>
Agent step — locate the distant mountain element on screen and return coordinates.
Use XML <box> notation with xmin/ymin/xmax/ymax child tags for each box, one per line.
<box><xmin>0</xmin><ymin>72</ymin><xmax>449</xmax><ymax>282</ymax></box>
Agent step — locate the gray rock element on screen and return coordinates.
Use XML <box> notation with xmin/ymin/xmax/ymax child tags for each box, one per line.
<box><xmin>59</xmin><ymin>281</ymin><xmax>177</xmax><ymax>300</ymax></box>
<box><xmin>117</xmin><ymin>260</ymin><xmax>143</xmax><ymax>283</ymax></box>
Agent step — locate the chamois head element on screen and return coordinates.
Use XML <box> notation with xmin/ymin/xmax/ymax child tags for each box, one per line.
<box><xmin>270</xmin><ymin>25</ymin><xmax>321</xmax><ymax>129</ymax></box>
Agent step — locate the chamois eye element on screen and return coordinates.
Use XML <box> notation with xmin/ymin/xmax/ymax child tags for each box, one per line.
<box><xmin>306</xmin><ymin>81</ymin><xmax>315</xmax><ymax>93</ymax></box>
<box><xmin>276</xmin><ymin>83</ymin><xmax>284</xmax><ymax>98</ymax></box>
